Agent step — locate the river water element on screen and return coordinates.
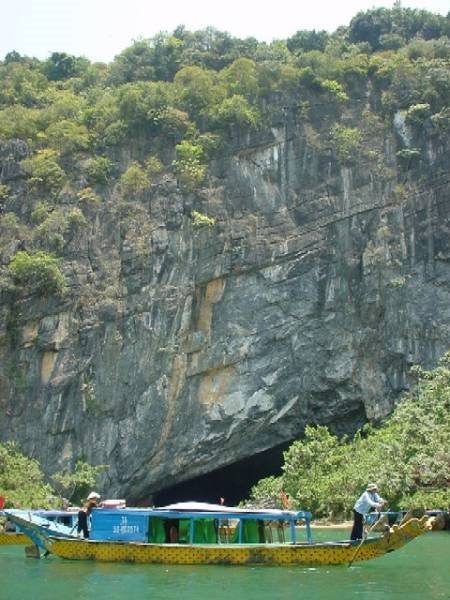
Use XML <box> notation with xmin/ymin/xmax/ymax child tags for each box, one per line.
<box><xmin>1</xmin><ymin>530</ymin><xmax>448</xmax><ymax>600</ymax></box>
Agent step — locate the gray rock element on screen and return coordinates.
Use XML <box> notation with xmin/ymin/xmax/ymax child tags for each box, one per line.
<box><xmin>0</xmin><ymin>116</ymin><xmax>449</xmax><ymax>503</ymax></box>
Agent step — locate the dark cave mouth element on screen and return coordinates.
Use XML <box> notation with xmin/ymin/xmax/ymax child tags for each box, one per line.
<box><xmin>152</xmin><ymin>441</ymin><xmax>294</xmax><ymax>507</ymax></box>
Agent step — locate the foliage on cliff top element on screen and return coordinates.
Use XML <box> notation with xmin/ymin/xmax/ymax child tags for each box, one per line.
<box><xmin>0</xmin><ymin>6</ymin><xmax>448</xmax><ymax>294</ymax></box>
<box><xmin>246</xmin><ymin>353</ymin><xmax>450</xmax><ymax>518</ymax></box>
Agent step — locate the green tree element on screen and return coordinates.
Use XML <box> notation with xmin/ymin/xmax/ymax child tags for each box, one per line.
<box><xmin>209</xmin><ymin>95</ymin><xmax>260</xmax><ymax>130</ymax></box>
<box><xmin>109</xmin><ymin>34</ymin><xmax>183</xmax><ymax>84</ymax></box>
<box><xmin>0</xmin><ymin>61</ymin><xmax>50</xmax><ymax>108</ymax></box>
<box><xmin>0</xmin><ymin>105</ymin><xmax>41</xmax><ymax>140</ymax></box>
<box><xmin>330</xmin><ymin>124</ymin><xmax>363</xmax><ymax>164</ymax></box>
<box><xmin>173</xmin><ymin>140</ymin><xmax>206</xmax><ymax>191</ymax></box>
<box><xmin>82</xmin><ymin>156</ymin><xmax>113</xmax><ymax>184</ymax></box>
<box><xmin>405</xmin><ymin>103</ymin><xmax>432</xmax><ymax>126</ymax></box>
<box><xmin>116</xmin><ymin>81</ymin><xmax>175</xmax><ymax>130</ymax></box>
<box><xmin>282</xmin><ymin>426</ymin><xmax>348</xmax><ymax>517</ymax></box>
<box><xmin>44</xmin><ymin>119</ymin><xmax>90</xmax><ymax>154</ymax></box>
<box><xmin>21</xmin><ymin>149</ymin><xmax>66</xmax><ymax>196</ymax></box>
<box><xmin>149</xmin><ymin>33</ymin><xmax>184</xmax><ymax>81</ymax></box>
<box><xmin>287</xmin><ymin>30</ymin><xmax>329</xmax><ymax>53</ymax></box>
<box><xmin>108</xmin><ymin>40</ymin><xmax>156</xmax><ymax>84</ymax></box>
<box><xmin>51</xmin><ymin>460</ymin><xmax>107</xmax><ymax>505</ymax></box>
<box><xmin>42</xmin><ymin>52</ymin><xmax>88</xmax><ymax>81</ymax></box>
<box><xmin>33</xmin><ymin>208</ymin><xmax>71</xmax><ymax>252</ymax></box>
<box><xmin>119</xmin><ymin>161</ymin><xmax>150</xmax><ymax>197</ymax></box>
<box><xmin>8</xmin><ymin>250</ymin><xmax>66</xmax><ymax>296</ymax></box>
<box><xmin>0</xmin><ymin>442</ymin><xmax>55</xmax><ymax>508</ymax></box>
<box><xmin>220</xmin><ymin>57</ymin><xmax>259</xmax><ymax>99</ymax></box>
<box><xmin>0</xmin><ymin>442</ymin><xmax>106</xmax><ymax>508</ymax></box>
<box><xmin>174</xmin><ymin>65</ymin><xmax>222</xmax><ymax>115</ymax></box>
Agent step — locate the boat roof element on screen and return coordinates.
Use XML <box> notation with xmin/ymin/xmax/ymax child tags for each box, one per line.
<box><xmin>92</xmin><ymin>501</ymin><xmax>311</xmax><ymax>522</ymax></box>
<box><xmin>156</xmin><ymin>501</ymin><xmax>302</xmax><ymax>518</ymax></box>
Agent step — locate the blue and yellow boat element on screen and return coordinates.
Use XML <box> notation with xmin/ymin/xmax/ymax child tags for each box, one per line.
<box><xmin>5</xmin><ymin>502</ymin><xmax>434</xmax><ymax>566</ymax></box>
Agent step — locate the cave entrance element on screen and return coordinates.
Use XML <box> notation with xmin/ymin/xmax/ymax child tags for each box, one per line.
<box><xmin>153</xmin><ymin>441</ymin><xmax>293</xmax><ymax>507</ymax></box>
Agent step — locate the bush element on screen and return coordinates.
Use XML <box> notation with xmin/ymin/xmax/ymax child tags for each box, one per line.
<box><xmin>330</xmin><ymin>125</ymin><xmax>362</xmax><ymax>164</ymax></box>
<box><xmin>0</xmin><ymin>213</ymin><xmax>30</xmax><ymax>251</ymax></box>
<box><xmin>33</xmin><ymin>208</ymin><xmax>70</xmax><ymax>252</ymax></box>
<box><xmin>0</xmin><ymin>184</ymin><xmax>10</xmax><ymax>201</ymax></box>
<box><xmin>67</xmin><ymin>207</ymin><xmax>87</xmax><ymax>227</ymax></box>
<box><xmin>173</xmin><ymin>141</ymin><xmax>206</xmax><ymax>192</ymax></box>
<box><xmin>405</xmin><ymin>103</ymin><xmax>431</xmax><ymax>126</ymax></box>
<box><xmin>44</xmin><ymin>119</ymin><xmax>90</xmax><ymax>155</ymax></box>
<box><xmin>83</xmin><ymin>156</ymin><xmax>113</xmax><ymax>184</ymax></box>
<box><xmin>51</xmin><ymin>460</ymin><xmax>107</xmax><ymax>505</ymax></box>
<box><xmin>145</xmin><ymin>155</ymin><xmax>163</xmax><ymax>178</ymax></box>
<box><xmin>0</xmin><ymin>442</ymin><xmax>106</xmax><ymax>508</ymax></box>
<box><xmin>0</xmin><ymin>442</ymin><xmax>55</xmax><ymax>509</ymax></box>
<box><xmin>209</xmin><ymin>95</ymin><xmax>260</xmax><ymax>130</ymax></box>
<box><xmin>21</xmin><ymin>149</ymin><xmax>66</xmax><ymax>196</ymax></box>
<box><xmin>191</xmin><ymin>210</ymin><xmax>216</xmax><ymax>227</ymax></box>
<box><xmin>8</xmin><ymin>250</ymin><xmax>66</xmax><ymax>296</ymax></box>
<box><xmin>244</xmin><ymin>476</ymin><xmax>286</xmax><ymax>509</ymax></box>
<box><xmin>77</xmin><ymin>186</ymin><xmax>102</xmax><ymax>207</ymax></box>
<box><xmin>321</xmin><ymin>79</ymin><xmax>349</xmax><ymax>102</ymax></box>
<box><xmin>396</xmin><ymin>148</ymin><xmax>421</xmax><ymax>162</ymax></box>
<box><xmin>119</xmin><ymin>161</ymin><xmax>150</xmax><ymax>197</ymax></box>
<box><xmin>0</xmin><ymin>106</ymin><xmax>41</xmax><ymax>140</ymax></box>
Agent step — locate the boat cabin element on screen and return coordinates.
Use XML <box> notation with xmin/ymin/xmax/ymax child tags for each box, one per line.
<box><xmin>90</xmin><ymin>502</ymin><xmax>313</xmax><ymax>544</ymax></box>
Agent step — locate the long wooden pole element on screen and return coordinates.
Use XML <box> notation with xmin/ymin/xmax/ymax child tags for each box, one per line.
<box><xmin>348</xmin><ymin>513</ymin><xmax>386</xmax><ymax>567</ymax></box>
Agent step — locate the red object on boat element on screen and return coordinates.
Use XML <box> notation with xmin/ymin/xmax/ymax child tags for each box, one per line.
<box><xmin>0</xmin><ymin>496</ymin><xmax>5</xmax><ymax>510</ymax></box>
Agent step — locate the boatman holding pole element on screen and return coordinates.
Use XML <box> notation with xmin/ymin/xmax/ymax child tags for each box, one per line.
<box><xmin>350</xmin><ymin>483</ymin><xmax>386</xmax><ymax>541</ymax></box>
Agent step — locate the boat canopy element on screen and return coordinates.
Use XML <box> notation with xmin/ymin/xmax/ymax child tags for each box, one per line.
<box><xmin>155</xmin><ymin>501</ymin><xmax>309</xmax><ymax>520</ymax></box>
<box><xmin>90</xmin><ymin>503</ymin><xmax>313</xmax><ymax>544</ymax></box>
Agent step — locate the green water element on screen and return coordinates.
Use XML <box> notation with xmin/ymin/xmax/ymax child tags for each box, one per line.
<box><xmin>1</xmin><ymin>531</ymin><xmax>449</xmax><ymax>600</ymax></box>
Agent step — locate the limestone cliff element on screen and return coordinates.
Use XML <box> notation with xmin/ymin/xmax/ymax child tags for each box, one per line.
<box><xmin>0</xmin><ymin>101</ymin><xmax>449</xmax><ymax>502</ymax></box>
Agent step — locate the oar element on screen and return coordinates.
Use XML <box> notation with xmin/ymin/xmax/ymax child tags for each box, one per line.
<box><xmin>398</xmin><ymin>510</ymin><xmax>412</xmax><ymax>526</ymax></box>
<box><xmin>348</xmin><ymin>513</ymin><xmax>387</xmax><ymax>567</ymax></box>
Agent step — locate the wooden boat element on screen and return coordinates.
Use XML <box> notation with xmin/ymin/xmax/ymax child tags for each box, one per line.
<box><xmin>6</xmin><ymin>502</ymin><xmax>435</xmax><ymax>566</ymax></box>
<box><xmin>1</xmin><ymin>510</ymin><xmax>78</xmax><ymax>549</ymax></box>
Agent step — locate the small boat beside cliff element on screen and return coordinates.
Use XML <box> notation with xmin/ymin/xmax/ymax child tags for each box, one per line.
<box><xmin>5</xmin><ymin>502</ymin><xmax>435</xmax><ymax>566</ymax></box>
<box><xmin>1</xmin><ymin>510</ymin><xmax>78</xmax><ymax>549</ymax></box>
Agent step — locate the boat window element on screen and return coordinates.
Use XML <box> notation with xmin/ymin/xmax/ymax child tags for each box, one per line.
<box><xmin>232</xmin><ymin>519</ymin><xmax>265</xmax><ymax>544</ymax></box>
<box><xmin>148</xmin><ymin>517</ymin><xmax>166</xmax><ymax>543</ymax></box>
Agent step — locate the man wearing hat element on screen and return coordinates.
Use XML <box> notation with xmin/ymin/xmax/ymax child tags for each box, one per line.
<box><xmin>77</xmin><ymin>492</ymin><xmax>101</xmax><ymax>538</ymax></box>
<box><xmin>350</xmin><ymin>483</ymin><xmax>386</xmax><ymax>541</ymax></box>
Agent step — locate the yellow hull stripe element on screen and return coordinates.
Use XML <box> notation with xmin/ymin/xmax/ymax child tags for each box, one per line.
<box><xmin>46</xmin><ymin>516</ymin><xmax>433</xmax><ymax>566</ymax></box>
<box><xmin>0</xmin><ymin>532</ymin><xmax>29</xmax><ymax>546</ymax></box>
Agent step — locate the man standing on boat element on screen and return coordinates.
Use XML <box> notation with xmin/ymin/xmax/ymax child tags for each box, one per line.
<box><xmin>350</xmin><ymin>483</ymin><xmax>386</xmax><ymax>541</ymax></box>
<box><xmin>77</xmin><ymin>491</ymin><xmax>101</xmax><ymax>538</ymax></box>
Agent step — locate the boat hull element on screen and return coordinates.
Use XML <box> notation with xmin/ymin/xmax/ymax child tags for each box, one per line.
<box><xmin>0</xmin><ymin>532</ymin><xmax>29</xmax><ymax>545</ymax></box>
<box><xmin>45</xmin><ymin>516</ymin><xmax>433</xmax><ymax>566</ymax></box>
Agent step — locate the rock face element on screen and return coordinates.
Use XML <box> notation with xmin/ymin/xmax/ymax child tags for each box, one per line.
<box><xmin>0</xmin><ymin>110</ymin><xmax>449</xmax><ymax>502</ymax></box>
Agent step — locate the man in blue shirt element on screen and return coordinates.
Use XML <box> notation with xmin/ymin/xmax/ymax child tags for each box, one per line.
<box><xmin>350</xmin><ymin>483</ymin><xmax>386</xmax><ymax>541</ymax></box>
